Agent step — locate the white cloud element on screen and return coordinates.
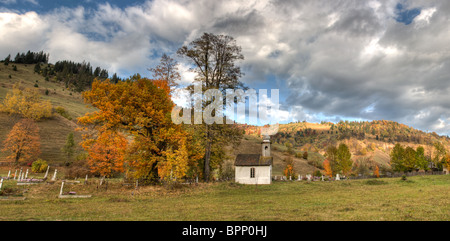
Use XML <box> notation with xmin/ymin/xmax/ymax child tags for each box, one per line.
<box><xmin>1</xmin><ymin>0</ymin><xmax>450</xmax><ymax>135</ymax></box>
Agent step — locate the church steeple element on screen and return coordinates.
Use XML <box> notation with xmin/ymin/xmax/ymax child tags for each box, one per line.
<box><xmin>261</xmin><ymin>135</ymin><xmax>271</xmax><ymax>157</ymax></box>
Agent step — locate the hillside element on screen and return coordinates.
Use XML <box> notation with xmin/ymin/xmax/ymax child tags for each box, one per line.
<box><xmin>242</xmin><ymin>120</ymin><xmax>450</xmax><ymax>174</ymax></box>
<box><xmin>0</xmin><ymin>63</ymin><xmax>92</xmax><ymax>164</ymax></box>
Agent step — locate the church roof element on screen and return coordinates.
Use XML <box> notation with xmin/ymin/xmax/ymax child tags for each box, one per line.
<box><xmin>234</xmin><ymin>154</ymin><xmax>273</xmax><ymax>166</ymax></box>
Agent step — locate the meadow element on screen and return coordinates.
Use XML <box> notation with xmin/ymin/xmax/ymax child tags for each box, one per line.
<box><xmin>0</xmin><ymin>172</ymin><xmax>448</xmax><ymax>221</ymax></box>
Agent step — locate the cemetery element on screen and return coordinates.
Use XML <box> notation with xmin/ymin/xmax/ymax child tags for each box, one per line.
<box><xmin>0</xmin><ymin>165</ymin><xmax>449</xmax><ymax>221</ymax></box>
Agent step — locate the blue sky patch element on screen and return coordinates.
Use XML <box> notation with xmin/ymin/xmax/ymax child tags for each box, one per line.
<box><xmin>395</xmin><ymin>3</ymin><xmax>421</xmax><ymax>25</ymax></box>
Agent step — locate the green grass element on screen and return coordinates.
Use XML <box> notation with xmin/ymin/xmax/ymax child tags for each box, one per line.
<box><xmin>0</xmin><ymin>174</ymin><xmax>448</xmax><ymax>221</ymax></box>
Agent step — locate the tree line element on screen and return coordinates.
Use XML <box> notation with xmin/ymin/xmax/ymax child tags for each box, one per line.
<box><xmin>3</xmin><ymin>50</ymin><xmax>49</xmax><ymax>65</ymax></box>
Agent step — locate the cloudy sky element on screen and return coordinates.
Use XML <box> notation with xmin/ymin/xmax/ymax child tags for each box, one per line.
<box><xmin>1</xmin><ymin>0</ymin><xmax>449</xmax><ymax>135</ymax></box>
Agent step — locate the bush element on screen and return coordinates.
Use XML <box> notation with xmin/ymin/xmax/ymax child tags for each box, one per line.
<box><xmin>65</xmin><ymin>153</ymin><xmax>91</xmax><ymax>179</ymax></box>
<box><xmin>365</xmin><ymin>179</ymin><xmax>387</xmax><ymax>185</ymax></box>
<box><xmin>54</xmin><ymin>106</ymin><xmax>72</xmax><ymax>120</ymax></box>
<box><xmin>31</xmin><ymin>159</ymin><xmax>48</xmax><ymax>173</ymax></box>
<box><xmin>313</xmin><ymin>170</ymin><xmax>322</xmax><ymax>177</ymax></box>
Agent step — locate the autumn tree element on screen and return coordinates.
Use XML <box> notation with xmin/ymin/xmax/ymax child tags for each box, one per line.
<box><xmin>374</xmin><ymin>165</ymin><xmax>380</xmax><ymax>178</ymax></box>
<box><xmin>403</xmin><ymin>146</ymin><xmax>417</xmax><ymax>171</ymax></box>
<box><xmin>2</xmin><ymin>119</ymin><xmax>41</xmax><ymax>165</ymax></box>
<box><xmin>283</xmin><ymin>156</ymin><xmax>296</xmax><ymax>179</ymax></box>
<box><xmin>323</xmin><ymin>159</ymin><xmax>333</xmax><ymax>178</ymax></box>
<box><xmin>325</xmin><ymin>145</ymin><xmax>338</xmax><ymax>174</ymax></box>
<box><xmin>177</xmin><ymin>33</ymin><xmax>245</xmax><ymax>181</ymax></box>
<box><xmin>444</xmin><ymin>154</ymin><xmax>450</xmax><ymax>172</ymax></box>
<box><xmin>433</xmin><ymin>142</ymin><xmax>447</xmax><ymax>169</ymax></box>
<box><xmin>83</xmin><ymin>130</ymin><xmax>128</xmax><ymax>178</ymax></box>
<box><xmin>1</xmin><ymin>85</ymin><xmax>52</xmax><ymax>120</ymax></box>
<box><xmin>78</xmin><ymin>75</ymin><xmax>192</xmax><ymax>183</ymax></box>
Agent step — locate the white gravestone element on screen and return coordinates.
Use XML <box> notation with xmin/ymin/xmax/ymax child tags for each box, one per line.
<box><xmin>51</xmin><ymin>169</ymin><xmax>57</xmax><ymax>181</ymax></box>
<box><xmin>44</xmin><ymin>166</ymin><xmax>50</xmax><ymax>179</ymax></box>
<box><xmin>336</xmin><ymin>174</ymin><xmax>340</xmax><ymax>181</ymax></box>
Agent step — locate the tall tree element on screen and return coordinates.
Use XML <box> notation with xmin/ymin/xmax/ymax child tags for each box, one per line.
<box><xmin>148</xmin><ymin>53</ymin><xmax>180</xmax><ymax>89</ymax></box>
<box><xmin>433</xmin><ymin>142</ymin><xmax>447</xmax><ymax>169</ymax></box>
<box><xmin>323</xmin><ymin>159</ymin><xmax>333</xmax><ymax>177</ymax></box>
<box><xmin>403</xmin><ymin>146</ymin><xmax>417</xmax><ymax>172</ymax></box>
<box><xmin>325</xmin><ymin>145</ymin><xmax>339</xmax><ymax>174</ymax></box>
<box><xmin>390</xmin><ymin>143</ymin><xmax>406</xmax><ymax>172</ymax></box>
<box><xmin>415</xmin><ymin>146</ymin><xmax>428</xmax><ymax>171</ymax></box>
<box><xmin>78</xmin><ymin>76</ymin><xmax>192</xmax><ymax>183</ymax></box>
<box><xmin>177</xmin><ymin>33</ymin><xmax>245</xmax><ymax>181</ymax></box>
<box><xmin>337</xmin><ymin>143</ymin><xmax>352</xmax><ymax>176</ymax></box>
<box><xmin>62</xmin><ymin>132</ymin><xmax>75</xmax><ymax>165</ymax></box>
<box><xmin>2</xmin><ymin>119</ymin><xmax>41</xmax><ymax>165</ymax></box>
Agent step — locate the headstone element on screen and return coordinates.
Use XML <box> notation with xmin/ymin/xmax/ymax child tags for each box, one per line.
<box><xmin>321</xmin><ymin>175</ymin><xmax>324</xmax><ymax>181</ymax></box>
<box><xmin>25</xmin><ymin>169</ymin><xmax>29</xmax><ymax>179</ymax></box>
<box><xmin>14</xmin><ymin>170</ymin><xmax>17</xmax><ymax>180</ymax></box>
<box><xmin>44</xmin><ymin>166</ymin><xmax>50</xmax><ymax>179</ymax></box>
<box><xmin>298</xmin><ymin>174</ymin><xmax>301</xmax><ymax>181</ymax></box>
<box><xmin>289</xmin><ymin>176</ymin><xmax>292</xmax><ymax>181</ymax></box>
<box><xmin>7</xmin><ymin>170</ymin><xmax>11</xmax><ymax>179</ymax></box>
<box><xmin>336</xmin><ymin>174</ymin><xmax>340</xmax><ymax>181</ymax></box>
<box><xmin>0</xmin><ymin>179</ymin><xmax>3</xmax><ymax>190</ymax></box>
<box><xmin>18</xmin><ymin>169</ymin><xmax>22</xmax><ymax>181</ymax></box>
<box><xmin>85</xmin><ymin>175</ymin><xmax>88</xmax><ymax>184</ymax></box>
<box><xmin>60</xmin><ymin>181</ymin><xmax>65</xmax><ymax>196</ymax></box>
<box><xmin>306</xmin><ymin>174</ymin><xmax>312</xmax><ymax>181</ymax></box>
<box><xmin>51</xmin><ymin>169</ymin><xmax>57</xmax><ymax>181</ymax></box>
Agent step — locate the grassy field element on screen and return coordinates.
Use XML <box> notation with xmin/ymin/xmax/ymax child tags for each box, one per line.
<box><xmin>0</xmin><ymin>173</ymin><xmax>448</xmax><ymax>221</ymax></box>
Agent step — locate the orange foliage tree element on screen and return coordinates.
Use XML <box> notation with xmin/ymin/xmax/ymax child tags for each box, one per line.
<box><xmin>283</xmin><ymin>157</ymin><xmax>296</xmax><ymax>179</ymax></box>
<box><xmin>323</xmin><ymin>159</ymin><xmax>333</xmax><ymax>178</ymax></box>
<box><xmin>2</xmin><ymin>119</ymin><xmax>41</xmax><ymax>165</ymax></box>
<box><xmin>374</xmin><ymin>165</ymin><xmax>380</xmax><ymax>178</ymax></box>
<box><xmin>83</xmin><ymin>130</ymin><xmax>128</xmax><ymax>177</ymax></box>
<box><xmin>78</xmin><ymin>75</ymin><xmax>192</xmax><ymax>183</ymax></box>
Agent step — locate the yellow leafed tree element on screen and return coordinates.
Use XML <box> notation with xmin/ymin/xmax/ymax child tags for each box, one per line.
<box><xmin>1</xmin><ymin>86</ymin><xmax>52</xmax><ymax>120</ymax></box>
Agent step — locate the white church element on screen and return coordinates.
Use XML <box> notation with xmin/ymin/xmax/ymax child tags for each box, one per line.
<box><xmin>234</xmin><ymin>135</ymin><xmax>273</xmax><ymax>184</ymax></box>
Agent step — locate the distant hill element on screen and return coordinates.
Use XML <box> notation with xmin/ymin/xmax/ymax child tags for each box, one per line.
<box><xmin>240</xmin><ymin>120</ymin><xmax>450</xmax><ymax>174</ymax></box>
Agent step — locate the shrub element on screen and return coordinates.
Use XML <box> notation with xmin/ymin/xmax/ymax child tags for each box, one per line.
<box><xmin>32</xmin><ymin>159</ymin><xmax>48</xmax><ymax>173</ymax></box>
<box><xmin>65</xmin><ymin>153</ymin><xmax>90</xmax><ymax>179</ymax></box>
<box><xmin>365</xmin><ymin>179</ymin><xmax>387</xmax><ymax>185</ymax></box>
<box><xmin>313</xmin><ymin>170</ymin><xmax>322</xmax><ymax>177</ymax></box>
<box><xmin>54</xmin><ymin>106</ymin><xmax>72</xmax><ymax>120</ymax></box>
